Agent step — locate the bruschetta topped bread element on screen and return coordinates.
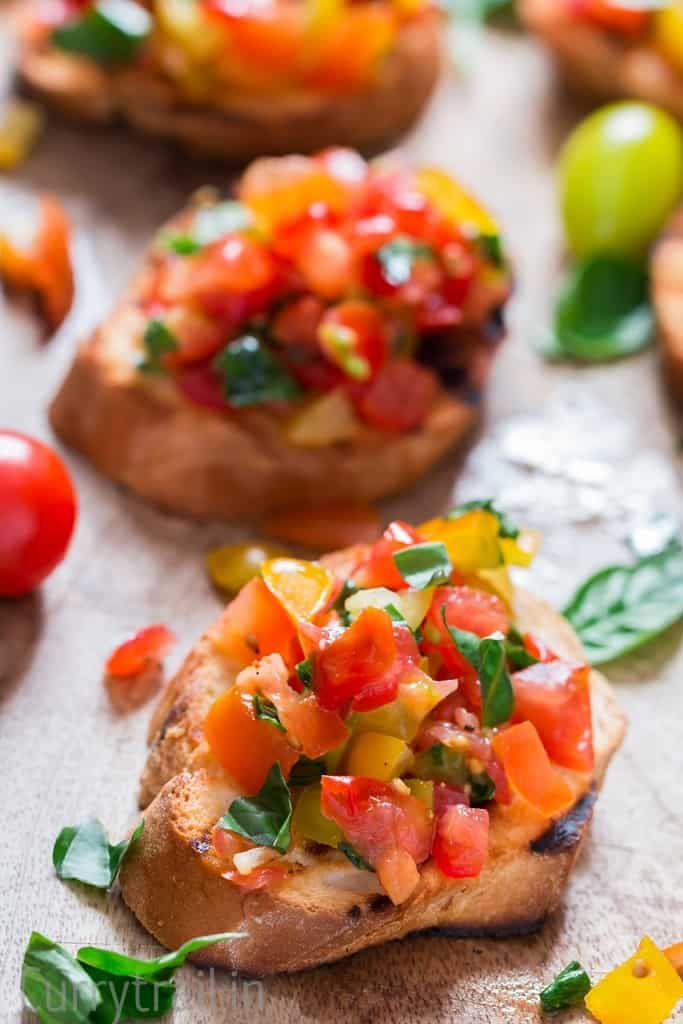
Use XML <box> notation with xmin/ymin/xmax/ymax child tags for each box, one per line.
<box><xmin>119</xmin><ymin>506</ymin><xmax>626</xmax><ymax>974</ymax></box>
<box><xmin>14</xmin><ymin>0</ymin><xmax>442</xmax><ymax>159</ymax></box>
<box><xmin>50</xmin><ymin>149</ymin><xmax>512</xmax><ymax>521</ymax></box>
<box><xmin>521</xmin><ymin>0</ymin><xmax>683</xmax><ymax>120</ymax></box>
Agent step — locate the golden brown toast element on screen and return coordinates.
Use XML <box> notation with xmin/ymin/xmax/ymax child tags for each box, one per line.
<box><xmin>653</xmin><ymin>207</ymin><xmax>683</xmax><ymax>400</ymax></box>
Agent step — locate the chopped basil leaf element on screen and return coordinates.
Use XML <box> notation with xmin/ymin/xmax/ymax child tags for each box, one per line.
<box><xmin>53</xmin><ymin>818</ymin><xmax>143</xmax><ymax>890</ymax></box>
<box><xmin>138</xmin><ymin>319</ymin><xmax>178</xmax><ymax>374</ymax></box>
<box><xmin>563</xmin><ymin>540</ymin><xmax>683</xmax><ymax>664</ymax></box>
<box><xmin>52</xmin><ymin>0</ymin><xmax>151</xmax><ymax>64</ymax></box>
<box><xmin>477</xmin><ymin>233</ymin><xmax>504</xmax><ymax>268</ymax></box>
<box><xmin>546</xmin><ymin>255</ymin><xmax>654</xmax><ymax>363</ymax></box>
<box><xmin>506</xmin><ymin>627</ymin><xmax>539</xmax><ymax>670</ymax></box>
<box><xmin>540</xmin><ymin>960</ymin><xmax>592</xmax><ymax>1013</ymax></box>
<box><xmin>375</xmin><ymin>236</ymin><xmax>434</xmax><ymax>287</ymax></box>
<box><xmin>161</xmin><ymin>233</ymin><xmax>202</xmax><ymax>256</ymax></box>
<box><xmin>214</xmin><ymin>335</ymin><xmax>301</xmax><ymax>407</ymax></box>
<box><xmin>22</xmin><ymin>932</ymin><xmax>100</xmax><ymax>1024</ymax></box>
<box><xmin>289</xmin><ymin>755</ymin><xmax>326</xmax><ymax>787</ymax></box>
<box><xmin>334</xmin><ymin>580</ymin><xmax>358</xmax><ymax>626</ymax></box>
<box><xmin>469</xmin><ymin>771</ymin><xmax>496</xmax><ymax>806</ymax></box>
<box><xmin>393</xmin><ymin>542</ymin><xmax>453</xmax><ymax>590</ymax></box>
<box><xmin>77</xmin><ymin>933</ymin><xmax>239</xmax><ymax>981</ymax></box>
<box><xmin>218</xmin><ymin>763</ymin><xmax>292</xmax><ymax>853</ymax></box>
<box><xmin>442</xmin><ymin>610</ymin><xmax>514</xmax><ymax>728</ymax></box>
<box><xmin>193</xmin><ymin>201</ymin><xmax>253</xmax><ymax>246</ymax></box>
<box><xmin>338</xmin><ymin>842</ymin><xmax>372</xmax><ymax>871</ymax></box>
<box><xmin>296</xmin><ymin>655</ymin><xmax>314</xmax><ymax>690</ymax></box>
<box><xmin>448</xmin><ymin>498</ymin><xmax>519</xmax><ymax>539</ymax></box>
<box><xmin>252</xmin><ymin>694</ymin><xmax>286</xmax><ymax>732</ymax></box>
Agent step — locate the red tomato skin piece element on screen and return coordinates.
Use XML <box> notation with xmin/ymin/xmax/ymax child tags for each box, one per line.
<box><xmin>356</xmin><ymin>360</ymin><xmax>439</xmax><ymax>433</ymax></box>
<box><xmin>314</xmin><ymin>606</ymin><xmax>398</xmax><ymax>712</ymax></box>
<box><xmin>512</xmin><ymin>659</ymin><xmax>594</xmax><ymax>773</ymax></box>
<box><xmin>432</xmin><ymin>804</ymin><xmax>489</xmax><ymax>879</ymax></box>
<box><xmin>0</xmin><ymin>430</ymin><xmax>77</xmax><ymax>597</ymax></box>
<box><xmin>106</xmin><ymin>624</ymin><xmax>176</xmax><ymax>678</ymax></box>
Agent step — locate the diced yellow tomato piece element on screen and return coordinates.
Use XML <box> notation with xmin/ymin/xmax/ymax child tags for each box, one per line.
<box><xmin>293</xmin><ymin>783</ymin><xmax>342</xmax><ymax>846</ymax></box>
<box><xmin>585</xmin><ymin>936</ymin><xmax>683</xmax><ymax>1024</ymax></box>
<box><xmin>261</xmin><ymin>557</ymin><xmax>334</xmax><ymax>622</ymax></box>
<box><xmin>324</xmin><ymin>739</ymin><xmax>349</xmax><ymax>772</ymax></box>
<box><xmin>283</xmin><ymin>389</ymin><xmax>360</xmax><ymax>447</ymax></box>
<box><xmin>419</xmin><ymin>509</ymin><xmax>502</xmax><ymax>571</ymax></box>
<box><xmin>210</xmin><ymin>576</ymin><xmax>300</xmax><ymax>667</ymax></box>
<box><xmin>405</xmin><ymin>778</ymin><xmax>435</xmax><ymax>810</ymax></box>
<box><xmin>468</xmin><ymin>566</ymin><xmax>515</xmax><ymax>609</ymax></box>
<box><xmin>492</xmin><ymin>722</ymin><xmax>575</xmax><ymax>818</ymax></box>
<box><xmin>416</xmin><ymin>167</ymin><xmax>499</xmax><ymax>239</ymax></box>
<box><xmin>499</xmin><ymin>528</ymin><xmax>541</xmax><ymax>568</ymax></box>
<box><xmin>652</xmin><ymin>7</ymin><xmax>683</xmax><ymax>74</ymax></box>
<box><xmin>344</xmin><ymin>586</ymin><xmax>433</xmax><ymax>631</ymax></box>
<box><xmin>351</xmin><ymin>673</ymin><xmax>452</xmax><ymax>742</ymax></box>
<box><xmin>396</xmin><ymin>588</ymin><xmax>434</xmax><ymax>631</ymax></box>
<box><xmin>343</xmin><ymin>732</ymin><xmax>414</xmax><ymax>780</ymax></box>
<box><xmin>0</xmin><ymin>99</ymin><xmax>43</xmax><ymax>171</ymax></box>
<box><xmin>206</xmin><ymin>542</ymin><xmax>287</xmax><ymax>593</ymax></box>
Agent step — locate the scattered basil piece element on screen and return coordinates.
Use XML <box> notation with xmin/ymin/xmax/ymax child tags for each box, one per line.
<box><xmin>214</xmin><ymin>335</ymin><xmax>300</xmax><ymax>407</ymax></box>
<box><xmin>161</xmin><ymin>234</ymin><xmax>202</xmax><ymax>256</ymax></box>
<box><xmin>52</xmin><ymin>0</ymin><xmax>151</xmax><ymax>64</ymax></box>
<box><xmin>252</xmin><ymin>694</ymin><xmax>286</xmax><ymax>732</ymax></box>
<box><xmin>289</xmin><ymin>755</ymin><xmax>326</xmax><ymax>787</ymax></box>
<box><xmin>506</xmin><ymin>627</ymin><xmax>539</xmax><ymax>670</ymax></box>
<box><xmin>563</xmin><ymin>541</ymin><xmax>683</xmax><ymax>665</ymax></box>
<box><xmin>442</xmin><ymin>610</ymin><xmax>514</xmax><ymax>727</ymax></box>
<box><xmin>218</xmin><ymin>763</ymin><xmax>292</xmax><ymax>853</ymax></box>
<box><xmin>338</xmin><ymin>842</ymin><xmax>372</xmax><ymax>871</ymax></box>
<box><xmin>193</xmin><ymin>201</ymin><xmax>253</xmax><ymax>246</ymax></box>
<box><xmin>448</xmin><ymin>498</ymin><xmax>519</xmax><ymax>539</ymax></box>
<box><xmin>375</xmin><ymin>236</ymin><xmax>434</xmax><ymax>287</ymax></box>
<box><xmin>22</xmin><ymin>932</ymin><xmax>101</xmax><ymax>1024</ymax></box>
<box><xmin>138</xmin><ymin>319</ymin><xmax>178</xmax><ymax>374</ymax></box>
<box><xmin>53</xmin><ymin>818</ymin><xmax>143</xmax><ymax>890</ymax></box>
<box><xmin>76</xmin><ymin>934</ymin><xmax>238</xmax><ymax>981</ymax></box>
<box><xmin>540</xmin><ymin>960</ymin><xmax>592</xmax><ymax>1014</ymax></box>
<box><xmin>393</xmin><ymin>542</ymin><xmax>453</xmax><ymax>590</ymax></box>
<box><xmin>296</xmin><ymin>655</ymin><xmax>314</xmax><ymax>690</ymax></box>
<box><xmin>548</xmin><ymin>255</ymin><xmax>654</xmax><ymax>363</ymax></box>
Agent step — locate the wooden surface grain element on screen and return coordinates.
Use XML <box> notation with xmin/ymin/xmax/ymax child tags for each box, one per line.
<box><xmin>1</xmin><ymin>16</ymin><xmax>683</xmax><ymax>1023</ymax></box>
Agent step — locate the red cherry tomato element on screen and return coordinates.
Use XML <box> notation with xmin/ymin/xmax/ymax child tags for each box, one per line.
<box><xmin>0</xmin><ymin>431</ymin><xmax>77</xmax><ymax>597</ymax></box>
<box><xmin>511</xmin><ymin>659</ymin><xmax>594</xmax><ymax>773</ymax></box>
<box><xmin>106</xmin><ymin>624</ymin><xmax>176</xmax><ymax>678</ymax></box>
<box><xmin>432</xmin><ymin>804</ymin><xmax>489</xmax><ymax>879</ymax></box>
<box><xmin>357</xmin><ymin>360</ymin><xmax>439</xmax><ymax>433</ymax></box>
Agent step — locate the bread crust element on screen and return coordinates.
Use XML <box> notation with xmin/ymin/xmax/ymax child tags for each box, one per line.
<box><xmin>652</xmin><ymin>207</ymin><xmax>683</xmax><ymax>400</ymax></box>
<box><xmin>15</xmin><ymin>13</ymin><xmax>442</xmax><ymax>160</ymax></box>
<box><xmin>119</xmin><ymin>587</ymin><xmax>626</xmax><ymax>974</ymax></box>
<box><xmin>519</xmin><ymin>0</ymin><xmax>683</xmax><ymax>120</ymax></box>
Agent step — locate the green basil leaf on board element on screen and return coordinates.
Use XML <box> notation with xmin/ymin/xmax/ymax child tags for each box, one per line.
<box><xmin>441</xmin><ymin>611</ymin><xmax>514</xmax><ymax>727</ymax></box>
<box><xmin>214</xmin><ymin>335</ymin><xmax>301</xmax><ymax>407</ymax></box>
<box><xmin>22</xmin><ymin>932</ymin><xmax>101</xmax><ymax>1024</ymax></box>
<box><xmin>546</xmin><ymin>255</ymin><xmax>654</xmax><ymax>362</ymax></box>
<box><xmin>76</xmin><ymin>934</ymin><xmax>239</xmax><ymax>981</ymax></box>
<box><xmin>138</xmin><ymin>319</ymin><xmax>178</xmax><ymax>374</ymax></box>
<box><xmin>338</xmin><ymin>842</ymin><xmax>373</xmax><ymax>871</ymax></box>
<box><xmin>252</xmin><ymin>694</ymin><xmax>286</xmax><ymax>732</ymax></box>
<box><xmin>539</xmin><ymin>960</ymin><xmax>592</xmax><ymax>1014</ymax></box>
<box><xmin>393</xmin><ymin>542</ymin><xmax>453</xmax><ymax>590</ymax></box>
<box><xmin>52</xmin><ymin>0</ymin><xmax>151</xmax><ymax>63</ymax></box>
<box><xmin>563</xmin><ymin>541</ymin><xmax>683</xmax><ymax>664</ymax></box>
<box><xmin>53</xmin><ymin>818</ymin><xmax>144</xmax><ymax>890</ymax></box>
<box><xmin>448</xmin><ymin>498</ymin><xmax>519</xmax><ymax>538</ymax></box>
<box><xmin>218</xmin><ymin>762</ymin><xmax>292</xmax><ymax>853</ymax></box>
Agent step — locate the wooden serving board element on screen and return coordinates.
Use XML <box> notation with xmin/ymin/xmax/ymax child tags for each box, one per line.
<box><xmin>1</xmin><ymin>17</ymin><xmax>682</xmax><ymax>1023</ymax></box>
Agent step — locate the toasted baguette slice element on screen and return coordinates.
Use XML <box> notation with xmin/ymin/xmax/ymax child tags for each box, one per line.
<box><xmin>15</xmin><ymin>14</ymin><xmax>441</xmax><ymax>160</ymax></box>
<box><xmin>119</xmin><ymin>586</ymin><xmax>625</xmax><ymax>975</ymax></box>
<box><xmin>653</xmin><ymin>207</ymin><xmax>683</xmax><ymax>400</ymax></box>
<box><xmin>519</xmin><ymin>0</ymin><xmax>683</xmax><ymax>120</ymax></box>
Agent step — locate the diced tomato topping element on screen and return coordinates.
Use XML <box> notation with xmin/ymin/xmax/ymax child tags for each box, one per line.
<box><xmin>271</xmin><ymin>294</ymin><xmax>326</xmax><ymax>351</ymax></box>
<box><xmin>318</xmin><ymin>300</ymin><xmax>389</xmax><ymax>378</ymax></box>
<box><xmin>353</xmin><ymin>520</ymin><xmax>423</xmax><ymax>589</ymax></box>
<box><xmin>573</xmin><ymin>0</ymin><xmax>650</xmax><ymax>36</ymax></box>
<box><xmin>210</xmin><ymin>576</ymin><xmax>302</xmax><ymax>668</ymax></box>
<box><xmin>356</xmin><ymin>360</ymin><xmax>439</xmax><ymax>433</ymax></box>
<box><xmin>163</xmin><ymin>306</ymin><xmax>227</xmax><ymax>366</ymax></box>
<box><xmin>203</xmin><ymin>0</ymin><xmax>307</xmax><ymax>74</ymax></box>
<box><xmin>432</xmin><ymin>804</ymin><xmax>489</xmax><ymax>879</ymax></box>
<box><xmin>320</xmin><ymin>775</ymin><xmax>433</xmax><ymax>902</ymax></box>
<box><xmin>512</xmin><ymin>659</ymin><xmax>594</xmax><ymax>773</ymax></box>
<box><xmin>105</xmin><ymin>624</ymin><xmax>175</xmax><ymax>678</ymax></box>
<box><xmin>523</xmin><ymin>632</ymin><xmax>559</xmax><ymax>663</ymax></box>
<box><xmin>314</xmin><ymin>607</ymin><xmax>400</xmax><ymax>712</ymax></box>
<box><xmin>492</xmin><ymin>722</ymin><xmax>575</xmax><ymax>819</ymax></box>
<box><xmin>303</xmin><ymin>6</ymin><xmax>396</xmax><ymax>92</ymax></box>
<box><xmin>418</xmin><ymin>721</ymin><xmax>511</xmax><ymax>806</ymax></box>
<box><xmin>204</xmin><ymin>684</ymin><xmax>299</xmax><ymax>794</ymax></box>
<box><xmin>177</xmin><ymin>363</ymin><xmax>232</xmax><ymax>412</ymax></box>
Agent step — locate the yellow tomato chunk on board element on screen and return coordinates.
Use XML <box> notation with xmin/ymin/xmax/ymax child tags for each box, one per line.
<box><xmin>585</xmin><ymin>936</ymin><xmax>683</xmax><ymax>1024</ymax></box>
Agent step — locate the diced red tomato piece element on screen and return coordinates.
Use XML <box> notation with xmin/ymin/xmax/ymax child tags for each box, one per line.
<box><xmin>356</xmin><ymin>360</ymin><xmax>439</xmax><ymax>433</ymax></box>
<box><xmin>315</xmin><ymin>607</ymin><xmax>399</xmax><ymax>712</ymax></box>
<box><xmin>492</xmin><ymin>722</ymin><xmax>576</xmax><ymax>819</ymax></box>
<box><xmin>271</xmin><ymin>294</ymin><xmax>326</xmax><ymax>350</ymax></box>
<box><xmin>318</xmin><ymin>300</ymin><xmax>389</xmax><ymax>377</ymax></box>
<box><xmin>353</xmin><ymin>519</ymin><xmax>423</xmax><ymax>590</ymax></box>
<box><xmin>210</xmin><ymin>576</ymin><xmax>302</xmax><ymax>668</ymax></box>
<box><xmin>574</xmin><ymin>0</ymin><xmax>650</xmax><ymax>36</ymax></box>
<box><xmin>106</xmin><ymin>625</ymin><xmax>175</xmax><ymax>678</ymax></box>
<box><xmin>203</xmin><ymin>0</ymin><xmax>307</xmax><ymax>73</ymax></box>
<box><xmin>512</xmin><ymin>659</ymin><xmax>594</xmax><ymax>773</ymax></box>
<box><xmin>263</xmin><ymin>502</ymin><xmax>381</xmax><ymax>552</ymax></box>
<box><xmin>304</xmin><ymin>7</ymin><xmax>396</xmax><ymax>92</ymax></box>
<box><xmin>177</xmin><ymin>362</ymin><xmax>232</xmax><ymax>412</ymax></box>
<box><xmin>237</xmin><ymin>653</ymin><xmax>348</xmax><ymax>758</ymax></box>
<box><xmin>163</xmin><ymin>305</ymin><xmax>226</xmax><ymax>366</ymax></box>
<box><xmin>204</xmin><ymin>684</ymin><xmax>299</xmax><ymax>794</ymax></box>
<box><xmin>432</xmin><ymin>804</ymin><xmax>489</xmax><ymax>879</ymax></box>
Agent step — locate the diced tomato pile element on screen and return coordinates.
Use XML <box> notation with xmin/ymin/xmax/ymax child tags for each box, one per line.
<box><xmin>201</xmin><ymin>509</ymin><xmax>595</xmax><ymax>903</ymax></box>
<box><xmin>569</xmin><ymin>0</ymin><xmax>654</xmax><ymax>38</ymax></box>
<box><xmin>132</xmin><ymin>148</ymin><xmax>510</xmax><ymax>436</ymax></box>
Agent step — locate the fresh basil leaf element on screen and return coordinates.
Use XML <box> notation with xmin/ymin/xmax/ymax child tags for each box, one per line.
<box><xmin>76</xmin><ymin>934</ymin><xmax>239</xmax><ymax>982</ymax></box>
<box><xmin>375</xmin><ymin>236</ymin><xmax>434</xmax><ymax>287</ymax></box>
<box><xmin>393</xmin><ymin>542</ymin><xmax>453</xmax><ymax>590</ymax></box>
<box><xmin>218</xmin><ymin>763</ymin><xmax>292</xmax><ymax>853</ymax></box>
<box><xmin>160</xmin><ymin>234</ymin><xmax>202</xmax><ymax>256</ymax></box>
<box><xmin>441</xmin><ymin>610</ymin><xmax>482</xmax><ymax>668</ymax></box>
<box><xmin>22</xmin><ymin>932</ymin><xmax>101</xmax><ymax>1024</ymax></box>
<box><xmin>477</xmin><ymin>233</ymin><xmax>505</xmax><ymax>268</ymax></box>
<box><xmin>549</xmin><ymin>255</ymin><xmax>654</xmax><ymax>363</ymax></box>
<box><xmin>214</xmin><ymin>335</ymin><xmax>300</xmax><ymax>407</ymax></box>
<box><xmin>138</xmin><ymin>319</ymin><xmax>178</xmax><ymax>374</ymax></box>
<box><xmin>81</xmin><ymin>965</ymin><xmax>175</xmax><ymax>1022</ymax></box>
<box><xmin>448</xmin><ymin>498</ymin><xmax>519</xmax><ymax>538</ymax></box>
<box><xmin>296</xmin><ymin>655</ymin><xmax>314</xmax><ymax>690</ymax></box>
<box><xmin>505</xmin><ymin>628</ymin><xmax>539</xmax><ymax>670</ymax></box>
<box><xmin>289</xmin><ymin>755</ymin><xmax>326</xmax><ymax>787</ymax></box>
<box><xmin>441</xmin><ymin>610</ymin><xmax>514</xmax><ymax>727</ymax></box>
<box><xmin>469</xmin><ymin>771</ymin><xmax>496</xmax><ymax>805</ymax></box>
<box><xmin>540</xmin><ymin>960</ymin><xmax>592</xmax><ymax>1013</ymax></box>
<box><xmin>53</xmin><ymin>0</ymin><xmax>151</xmax><ymax>63</ymax></box>
<box><xmin>333</xmin><ymin>580</ymin><xmax>358</xmax><ymax>626</ymax></box>
<box><xmin>338</xmin><ymin>842</ymin><xmax>372</xmax><ymax>871</ymax></box>
<box><xmin>563</xmin><ymin>541</ymin><xmax>683</xmax><ymax>664</ymax></box>
<box><xmin>193</xmin><ymin>201</ymin><xmax>253</xmax><ymax>246</ymax></box>
<box><xmin>252</xmin><ymin>694</ymin><xmax>286</xmax><ymax>732</ymax></box>
<box><xmin>53</xmin><ymin>818</ymin><xmax>143</xmax><ymax>890</ymax></box>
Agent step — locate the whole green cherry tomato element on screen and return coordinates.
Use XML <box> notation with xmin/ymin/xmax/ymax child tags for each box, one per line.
<box><xmin>559</xmin><ymin>102</ymin><xmax>683</xmax><ymax>257</ymax></box>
